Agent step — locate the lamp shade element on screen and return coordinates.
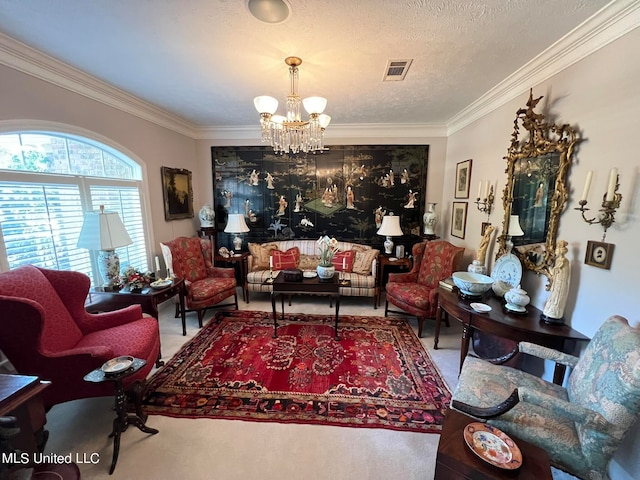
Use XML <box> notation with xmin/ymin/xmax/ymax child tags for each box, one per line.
<box><xmin>77</xmin><ymin>208</ymin><xmax>132</xmax><ymax>251</ymax></box>
<box><xmin>376</xmin><ymin>215</ymin><xmax>403</xmax><ymax>237</ymax></box>
<box><xmin>507</xmin><ymin>214</ymin><xmax>525</xmax><ymax>237</ymax></box>
<box><xmin>318</xmin><ymin>114</ymin><xmax>331</xmax><ymax>128</ymax></box>
<box><xmin>224</xmin><ymin>214</ymin><xmax>250</xmax><ymax>234</ymax></box>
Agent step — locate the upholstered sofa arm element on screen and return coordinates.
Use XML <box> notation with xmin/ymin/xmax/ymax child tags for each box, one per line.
<box><xmin>518</xmin><ymin>342</ymin><xmax>579</xmax><ymax>368</ymax></box>
<box><xmin>517</xmin><ymin>387</ymin><xmax>618</xmax><ymax>436</ymax></box>
<box><xmin>388</xmin><ymin>271</ymin><xmax>417</xmax><ymax>283</ymax></box>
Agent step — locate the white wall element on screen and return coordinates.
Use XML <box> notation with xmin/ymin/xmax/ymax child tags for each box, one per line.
<box><xmin>445</xmin><ymin>28</ymin><xmax>640</xmax><ymax>480</ymax></box>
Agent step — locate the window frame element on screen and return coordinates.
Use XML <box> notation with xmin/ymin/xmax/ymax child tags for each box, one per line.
<box><xmin>0</xmin><ymin>124</ymin><xmax>155</xmax><ymax>283</ymax></box>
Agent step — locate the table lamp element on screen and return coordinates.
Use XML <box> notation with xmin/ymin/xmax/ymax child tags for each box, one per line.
<box><xmin>224</xmin><ymin>214</ymin><xmax>250</xmax><ymax>252</ymax></box>
<box><xmin>506</xmin><ymin>214</ymin><xmax>525</xmax><ymax>254</ymax></box>
<box><xmin>376</xmin><ymin>214</ymin><xmax>403</xmax><ymax>255</ymax></box>
<box><xmin>77</xmin><ymin>205</ymin><xmax>132</xmax><ymax>287</ymax></box>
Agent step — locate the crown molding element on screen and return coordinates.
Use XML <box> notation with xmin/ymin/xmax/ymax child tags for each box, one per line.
<box><xmin>193</xmin><ymin>122</ymin><xmax>448</xmax><ymax>141</ymax></box>
<box><xmin>447</xmin><ymin>0</ymin><xmax>640</xmax><ymax>135</ymax></box>
<box><xmin>0</xmin><ymin>32</ymin><xmax>197</xmax><ymax>137</ymax></box>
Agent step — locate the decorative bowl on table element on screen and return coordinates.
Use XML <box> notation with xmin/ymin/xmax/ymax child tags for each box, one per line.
<box><xmin>452</xmin><ymin>271</ymin><xmax>494</xmax><ymax>297</ymax></box>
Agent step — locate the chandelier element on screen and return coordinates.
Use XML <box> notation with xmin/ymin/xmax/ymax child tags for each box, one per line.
<box><xmin>254</xmin><ymin>56</ymin><xmax>331</xmax><ymax>154</ymax></box>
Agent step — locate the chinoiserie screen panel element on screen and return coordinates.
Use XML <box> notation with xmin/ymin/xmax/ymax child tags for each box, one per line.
<box><xmin>211</xmin><ymin>145</ymin><xmax>428</xmax><ymax>253</ymax></box>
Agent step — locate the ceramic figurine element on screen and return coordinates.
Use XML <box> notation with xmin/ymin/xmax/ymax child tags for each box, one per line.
<box><xmin>542</xmin><ymin>240</ymin><xmax>570</xmax><ymax>324</ymax></box>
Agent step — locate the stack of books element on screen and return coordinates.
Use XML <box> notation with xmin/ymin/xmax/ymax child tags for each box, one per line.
<box><xmin>438</xmin><ymin>276</ymin><xmax>456</xmax><ymax>291</ymax></box>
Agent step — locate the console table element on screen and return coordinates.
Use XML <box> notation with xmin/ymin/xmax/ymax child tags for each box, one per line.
<box><xmin>435</xmin><ymin>287</ymin><xmax>589</xmax><ymax>384</ymax></box>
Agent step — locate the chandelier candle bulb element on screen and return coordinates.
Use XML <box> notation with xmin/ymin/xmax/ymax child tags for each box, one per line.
<box><xmin>606</xmin><ymin>168</ymin><xmax>618</xmax><ymax>202</ymax></box>
<box><xmin>477</xmin><ymin>181</ymin><xmax>482</xmax><ymax>199</ymax></box>
<box><xmin>581</xmin><ymin>171</ymin><xmax>593</xmax><ymax>202</ymax></box>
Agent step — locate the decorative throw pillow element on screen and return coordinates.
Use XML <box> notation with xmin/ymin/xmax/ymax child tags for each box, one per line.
<box><xmin>248</xmin><ymin>242</ymin><xmax>279</xmax><ymax>271</ymax></box>
<box><xmin>298</xmin><ymin>254</ymin><xmax>321</xmax><ymax>270</ymax></box>
<box><xmin>271</xmin><ymin>247</ymin><xmax>300</xmax><ymax>270</ymax></box>
<box><xmin>332</xmin><ymin>250</ymin><xmax>355</xmax><ymax>272</ymax></box>
<box><xmin>352</xmin><ymin>249</ymin><xmax>379</xmax><ymax>275</ymax></box>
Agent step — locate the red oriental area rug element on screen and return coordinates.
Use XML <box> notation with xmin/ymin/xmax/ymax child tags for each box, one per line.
<box><xmin>142</xmin><ymin>310</ymin><xmax>451</xmax><ymax>433</ymax></box>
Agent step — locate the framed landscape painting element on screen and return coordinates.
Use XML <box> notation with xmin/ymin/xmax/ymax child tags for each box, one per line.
<box><xmin>161</xmin><ymin>166</ymin><xmax>194</xmax><ymax>220</ymax></box>
<box><xmin>455</xmin><ymin>159</ymin><xmax>472</xmax><ymax>199</ymax></box>
<box><xmin>451</xmin><ymin>202</ymin><xmax>468</xmax><ymax>239</ymax></box>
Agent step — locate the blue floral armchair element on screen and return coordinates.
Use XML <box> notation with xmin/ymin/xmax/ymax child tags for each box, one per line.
<box><xmin>451</xmin><ymin>315</ymin><xmax>640</xmax><ymax>480</ymax></box>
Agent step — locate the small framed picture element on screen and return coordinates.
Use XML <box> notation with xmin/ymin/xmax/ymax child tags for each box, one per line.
<box><xmin>455</xmin><ymin>159</ymin><xmax>472</xmax><ymax>199</ymax></box>
<box><xmin>585</xmin><ymin>240</ymin><xmax>614</xmax><ymax>269</ymax></box>
<box><xmin>481</xmin><ymin>222</ymin><xmax>492</xmax><ymax>236</ymax></box>
<box><xmin>451</xmin><ymin>202</ymin><xmax>468</xmax><ymax>239</ymax></box>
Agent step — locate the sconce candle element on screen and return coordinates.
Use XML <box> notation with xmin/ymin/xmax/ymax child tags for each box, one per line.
<box><xmin>581</xmin><ymin>171</ymin><xmax>593</xmax><ymax>202</ymax></box>
<box><xmin>606</xmin><ymin>168</ymin><xmax>618</xmax><ymax>202</ymax></box>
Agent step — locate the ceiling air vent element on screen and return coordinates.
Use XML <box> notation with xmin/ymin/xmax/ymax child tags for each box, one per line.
<box><xmin>383</xmin><ymin>59</ymin><xmax>412</xmax><ymax>81</ymax></box>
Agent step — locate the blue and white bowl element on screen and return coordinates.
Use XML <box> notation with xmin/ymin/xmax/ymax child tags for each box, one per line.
<box><xmin>452</xmin><ymin>271</ymin><xmax>494</xmax><ymax>297</ymax></box>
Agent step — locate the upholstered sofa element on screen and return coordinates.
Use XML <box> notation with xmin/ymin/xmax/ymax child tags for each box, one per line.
<box><xmin>246</xmin><ymin>240</ymin><xmax>379</xmax><ymax>306</ymax></box>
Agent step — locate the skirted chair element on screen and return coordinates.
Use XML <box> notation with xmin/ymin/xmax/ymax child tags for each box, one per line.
<box><xmin>384</xmin><ymin>240</ymin><xmax>464</xmax><ymax>337</ymax></box>
<box><xmin>451</xmin><ymin>315</ymin><xmax>640</xmax><ymax>480</ymax></box>
<box><xmin>161</xmin><ymin>236</ymin><xmax>237</xmax><ymax>328</ymax></box>
<box><xmin>0</xmin><ymin>266</ymin><xmax>160</xmax><ymax>410</ymax></box>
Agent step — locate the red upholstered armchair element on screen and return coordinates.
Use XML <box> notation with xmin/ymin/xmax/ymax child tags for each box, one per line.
<box><xmin>161</xmin><ymin>236</ymin><xmax>237</xmax><ymax>327</ymax></box>
<box><xmin>0</xmin><ymin>266</ymin><xmax>160</xmax><ymax>410</ymax></box>
<box><xmin>384</xmin><ymin>241</ymin><xmax>464</xmax><ymax>337</ymax></box>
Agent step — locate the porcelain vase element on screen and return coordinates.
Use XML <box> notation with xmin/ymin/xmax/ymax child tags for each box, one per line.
<box><xmin>317</xmin><ymin>265</ymin><xmax>335</xmax><ymax>281</ymax></box>
<box><xmin>198</xmin><ymin>203</ymin><xmax>215</xmax><ymax>228</ymax></box>
<box><xmin>423</xmin><ymin>203</ymin><xmax>438</xmax><ymax>235</ymax></box>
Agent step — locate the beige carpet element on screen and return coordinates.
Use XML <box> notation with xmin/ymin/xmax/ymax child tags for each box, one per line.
<box><xmin>42</xmin><ymin>293</ymin><xmax>463</xmax><ymax>479</ymax></box>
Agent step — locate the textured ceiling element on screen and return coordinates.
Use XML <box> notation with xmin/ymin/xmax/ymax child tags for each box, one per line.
<box><xmin>0</xmin><ymin>0</ymin><xmax>611</xmax><ymax>128</ymax></box>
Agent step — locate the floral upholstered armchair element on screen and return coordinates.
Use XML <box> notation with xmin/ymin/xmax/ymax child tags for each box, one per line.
<box><xmin>161</xmin><ymin>236</ymin><xmax>237</xmax><ymax>329</ymax></box>
<box><xmin>384</xmin><ymin>240</ymin><xmax>464</xmax><ymax>337</ymax></box>
<box><xmin>451</xmin><ymin>315</ymin><xmax>640</xmax><ymax>480</ymax></box>
<box><xmin>0</xmin><ymin>266</ymin><xmax>160</xmax><ymax>409</ymax></box>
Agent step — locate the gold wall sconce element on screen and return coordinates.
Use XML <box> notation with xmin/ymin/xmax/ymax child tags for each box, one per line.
<box><xmin>575</xmin><ymin>168</ymin><xmax>622</xmax><ymax>241</ymax></box>
<box><xmin>474</xmin><ymin>181</ymin><xmax>494</xmax><ymax>217</ymax></box>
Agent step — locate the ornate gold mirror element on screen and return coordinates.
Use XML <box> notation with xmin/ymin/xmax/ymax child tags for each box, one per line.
<box><xmin>496</xmin><ymin>90</ymin><xmax>579</xmax><ymax>281</ymax></box>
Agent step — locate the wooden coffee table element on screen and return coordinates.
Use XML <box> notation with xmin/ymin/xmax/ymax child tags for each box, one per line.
<box><xmin>270</xmin><ymin>272</ymin><xmax>340</xmax><ymax>339</ymax></box>
<box><xmin>435</xmin><ymin>409</ymin><xmax>552</xmax><ymax>480</ymax></box>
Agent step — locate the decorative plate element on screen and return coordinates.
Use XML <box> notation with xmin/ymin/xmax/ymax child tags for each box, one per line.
<box><xmin>470</xmin><ymin>302</ymin><xmax>491</xmax><ymax>313</ymax></box>
<box><xmin>491</xmin><ymin>253</ymin><xmax>522</xmax><ymax>289</ymax></box>
<box><xmin>150</xmin><ymin>279</ymin><xmax>172</xmax><ymax>289</ymax></box>
<box><xmin>303</xmin><ymin>271</ymin><xmax>318</xmax><ymax>278</ymax></box>
<box><xmin>463</xmin><ymin>422</ymin><xmax>522</xmax><ymax>470</ymax></box>
<box><xmin>101</xmin><ymin>356</ymin><xmax>134</xmax><ymax>375</ymax></box>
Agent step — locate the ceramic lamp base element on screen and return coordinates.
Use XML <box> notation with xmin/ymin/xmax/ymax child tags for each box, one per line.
<box><xmin>98</xmin><ymin>249</ymin><xmax>120</xmax><ymax>286</ymax></box>
<box><xmin>233</xmin><ymin>235</ymin><xmax>243</xmax><ymax>251</ymax></box>
<box><xmin>383</xmin><ymin>236</ymin><xmax>394</xmax><ymax>255</ymax></box>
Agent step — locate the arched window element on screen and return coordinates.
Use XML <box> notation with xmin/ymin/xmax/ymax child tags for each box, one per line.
<box><xmin>0</xmin><ymin>131</ymin><xmax>149</xmax><ymax>286</ymax></box>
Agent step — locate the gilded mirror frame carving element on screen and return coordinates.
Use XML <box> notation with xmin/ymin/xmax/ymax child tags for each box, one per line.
<box><xmin>496</xmin><ymin>90</ymin><xmax>579</xmax><ymax>282</ymax></box>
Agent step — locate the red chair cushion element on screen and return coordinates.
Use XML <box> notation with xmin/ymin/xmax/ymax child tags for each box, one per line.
<box><xmin>271</xmin><ymin>247</ymin><xmax>300</xmax><ymax>270</ymax></box>
<box><xmin>332</xmin><ymin>250</ymin><xmax>355</xmax><ymax>272</ymax></box>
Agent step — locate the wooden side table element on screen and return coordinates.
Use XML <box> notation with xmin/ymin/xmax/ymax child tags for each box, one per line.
<box><xmin>84</xmin><ymin>358</ymin><xmax>158</xmax><ymax>475</ymax></box>
<box><xmin>215</xmin><ymin>252</ymin><xmax>249</xmax><ymax>303</ymax></box>
<box><xmin>87</xmin><ymin>277</ymin><xmax>186</xmax><ymax>343</ymax></box>
<box><xmin>0</xmin><ymin>374</ymin><xmax>50</xmax><ymax>465</ymax></box>
<box><xmin>376</xmin><ymin>255</ymin><xmax>412</xmax><ymax>307</ymax></box>
<box><xmin>435</xmin><ymin>409</ymin><xmax>552</xmax><ymax>480</ymax></box>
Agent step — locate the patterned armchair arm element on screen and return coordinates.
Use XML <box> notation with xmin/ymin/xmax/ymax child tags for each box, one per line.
<box><xmin>211</xmin><ymin>266</ymin><xmax>236</xmax><ymax>278</ymax></box>
<box><xmin>388</xmin><ymin>271</ymin><xmax>417</xmax><ymax>283</ymax></box>
<box><xmin>517</xmin><ymin>387</ymin><xmax>619</xmax><ymax>436</ymax></box>
<box><xmin>518</xmin><ymin>342</ymin><xmax>579</xmax><ymax>368</ymax></box>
